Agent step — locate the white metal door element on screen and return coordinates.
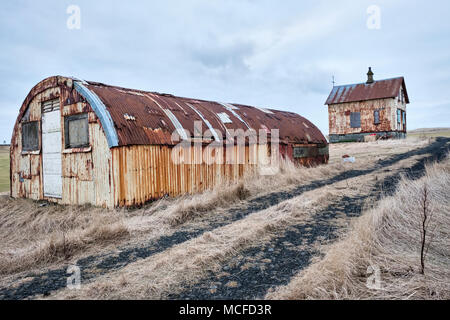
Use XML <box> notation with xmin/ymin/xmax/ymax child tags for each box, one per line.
<box><xmin>42</xmin><ymin>100</ymin><xmax>62</xmax><ymax>198</ymax></box>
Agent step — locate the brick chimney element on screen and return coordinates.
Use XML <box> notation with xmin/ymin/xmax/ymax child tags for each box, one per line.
<box><xmin>366</xmin><ymin>67</ymin><xmax>374</xmax><ymax>84</ymax></box>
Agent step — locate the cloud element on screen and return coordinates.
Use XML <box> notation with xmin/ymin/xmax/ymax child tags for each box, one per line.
<box><xmin>0</xmin><ymin>0</ymin><xmax>449</xmax><ymax>142</ymax></box>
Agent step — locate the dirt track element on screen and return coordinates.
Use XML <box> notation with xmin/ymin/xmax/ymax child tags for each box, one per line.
<box><xmin>0</xmin><ymin>137</ymin><xmax>449</xmax><ymax>300</ymax></box>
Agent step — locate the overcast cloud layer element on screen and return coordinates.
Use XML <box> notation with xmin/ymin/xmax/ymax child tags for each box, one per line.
<box><xmin>1</xmin><ymin>0</ymin><xmax>449</xmax><ymax>142</ymax></box>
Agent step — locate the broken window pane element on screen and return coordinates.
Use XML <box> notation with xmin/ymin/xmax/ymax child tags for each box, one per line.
<box><xmin>65</xmin><ymin>114</ymin><xmax>89</xmax><ymax>148</ymax></box>
<box><xmin>22</xmin><ymin>121</ymin><xmax>39</xmax><ymax>151</ymax></box>
<box><xmin>350</xmin><ymin>112</ymin><xmax>361</xmax><ymax>128</ymax></box>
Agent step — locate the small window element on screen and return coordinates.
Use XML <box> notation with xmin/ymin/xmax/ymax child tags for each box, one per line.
<box><xmin>64</xmin><ymin>114</ymin><xmax>89</xmax><ymax>149</ymax></box>
<box><xmin>374</xmin><ymin>110</ymin><xmax>380</xmax><ymax>124</ymax></box>
<box><xmin>22</xmin><ymin>121</ymin><xmax>39</xmax><ymax>151</ymax></box>
<box><xmin>399</xmin><ymin>88</ymin><xmax>405</xmax><ymax>104</ymax></box>
<box><xmin>397</xmin><ymin>109</ymin><xmax>401</xmax><ymax>124</ymax></box>
<box><xmin>350</xmin><ymin>112</ymin><xmax>361</xmax><ymax>128</ymax></box>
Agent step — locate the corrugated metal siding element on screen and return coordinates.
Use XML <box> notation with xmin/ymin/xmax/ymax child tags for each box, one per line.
<box><xmin>328</xmin><ymin>98</ymin><xmax>408</xmax><ymax>135</ymax></box>
<box><xmin>11</xmin><ymin>80</ymin><xmax>116</xmax><ymax>208</ymax></box>
<box><xmin>85</xmin><ymin>82</ymin><xmax>327</xmax><ymax>146</ymax></box>
<box><xmin>110</xmin><ymin>144</ymin><xmax>261</xmax><ymax>206</ymax></box>
<box><xmin>11</xmin><ymin>86</ymin><xmax>60</xmax><ymax>200</ymax></box>
<box><xmin>11</xmin><ymin>76</ymin><xmax>329</xmax><ymax>208</ymax></box>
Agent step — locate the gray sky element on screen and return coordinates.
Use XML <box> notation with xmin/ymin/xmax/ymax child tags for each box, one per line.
<box><xmin>1</xmin><ymin>0</ymin><xmax>449</xmax><ymax>142</ymax></box>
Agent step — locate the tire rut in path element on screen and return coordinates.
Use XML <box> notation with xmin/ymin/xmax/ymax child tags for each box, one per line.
<box><xmin>0</xmin><ymin>138</ymin><xmax>448</xmax><ymax>300</ymax></box>
<box><xmin>169</xmin><ymin>138</ymin><xmax>450</xmax><ymax>300</ymax></box>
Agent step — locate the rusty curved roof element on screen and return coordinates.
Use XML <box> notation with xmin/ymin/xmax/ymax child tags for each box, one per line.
<box><xmin>325</xmin><ymin>77</ymin><xmax>409</xmax><ymax>105</ymax></box>
<box><xmin>80</xmin><ymin>80</ymin><xmax>327</xmax><ymax>147</ymax></box>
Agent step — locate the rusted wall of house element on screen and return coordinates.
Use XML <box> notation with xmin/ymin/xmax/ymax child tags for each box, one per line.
<box><xmin>59</xmin><ymin>98</ymin><xmax>114</xmax><ymax>208</ymax></box>
<box><xmin>11</xmin><ymin>76</ymin><xmax>329</xmax><ymax>208</ymax></box>
<box><xmin>11</xmin><ymin>79</ymin><xmax>116</xmax><ymax>208</ymax></box>
<box><xmin>110</xmin><ymin>142</ymin><xmax>328</xmax><ymax>207</ymax></box>
<box><xmin>10</xmin><ymin>86</ymin><xmax>60</xmax><ymax>200</ymax></box>
<box><xmin>110</xmin><ymin>144</ymin><xmax>260</xmax><ymax>207</ymax></box>
<box><xmin>328</xmin><ymin>97</ymin><xmax>407</xmax><ymax>135</ymax></box>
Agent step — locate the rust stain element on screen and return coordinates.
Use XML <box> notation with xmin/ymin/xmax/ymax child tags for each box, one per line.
<box><xmin>11</xmin><ymin>76</ymin><xmax>329</xmax><ymax>208</ymax></box>
<box><xmin>85</xmin><ymin>81</ymin><xmax>327</xmax><ymax>146</ymax></box>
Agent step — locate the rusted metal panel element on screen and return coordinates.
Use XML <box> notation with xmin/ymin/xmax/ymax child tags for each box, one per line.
<box><xmin>111</xmin><ymin>144</ymin><xmax>260</xmax><ymax>207</ymax></box>
<box><xmin>10</xmin><ymin>78</ymin><xmax>114</xmax><ymax>207</ymax></box>
<box><xmin>84</xmin><ymin>81</ymin><xmax>327</xmax><ymax>146</ymax></box>
<box><xmin>110</xmin><ymin>141</ymin><xmax>327</xmax><ymax>207</ymax></box>
<box><xmin>328</xmin><ymin>98</ymin><xmax>405</xmax><ymax>135</ymax></box>
<box><xmin>325</xmin><ymin>77</ymin><xmax>409</xmax><ymax>105</ymax></box>
<box><xmin>11</xmin><ymin>76</ymin><xmax>328</xmax><ymax>208</ymax></box>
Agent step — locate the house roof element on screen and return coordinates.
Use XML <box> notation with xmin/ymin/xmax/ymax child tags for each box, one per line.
<box><xmin>325</xmin><ymin>77</ymin><xmax>409</xmax><ymax>105</ymax></box>
<box><xmin>81</xmin><ymin>80</ymin><xmax>327</xmax><ymax>147</ymax></box>
<box><xmin>14</xmin><ymin>76</ymin><xmax>327</xmax><ymax>148</ymax></box>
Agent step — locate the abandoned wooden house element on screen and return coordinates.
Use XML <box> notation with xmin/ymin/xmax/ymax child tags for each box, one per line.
<box><xmin>10</xmin><ymin>76</ymin><xmax>328</xmax><ymax>208</ymax></box>
<box><xmin>325</xmin><ymin>68</ymin><xmax>409</xmax><ymax>143</ymax></box>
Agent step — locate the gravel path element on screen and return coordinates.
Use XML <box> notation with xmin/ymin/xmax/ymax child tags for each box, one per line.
<box><xmin>1</xmin><ymin>138</ymin><xmax>448</xmax><ymax>300</ymax></box>
<box><xmin>169</xmin><ymin>138</ymin><xmax>450</xmax><ymax>299</ymax></box>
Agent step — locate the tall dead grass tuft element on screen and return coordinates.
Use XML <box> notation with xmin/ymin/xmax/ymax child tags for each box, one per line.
<box><xmin>167</xmin><ymin>182</ymin><xmax>251</xmax><ymax>226</ymax></box>
<box><xmin>167</xmin><ymin>158</ymin><xmax>347</xmax><ymax>227</ymax></box>
<box><xmin>267</xmin><ymin>154</ymin><xmax>450</xmax><ymax>300</ymax></box>
<box><xmin>0</xmin><ymin>199</ymin><xmax>129</xmax><ymax>275</ymax></box>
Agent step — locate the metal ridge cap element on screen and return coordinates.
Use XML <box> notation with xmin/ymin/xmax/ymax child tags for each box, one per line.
<box><xmin>73</xmin><ymin>81</ymin><xmax>119</xmax><ymax>148</ymax></box>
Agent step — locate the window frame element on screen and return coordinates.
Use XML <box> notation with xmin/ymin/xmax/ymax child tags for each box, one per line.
<box><xmin>64</xmin><ymin>113</ymin><xmax>90</xmax><ymax>149</ymax></box>
<box><xmin>21</xmin><ymin>121</ymin><xmax>40</xmax><ymax>152</ymax></box>
<box><xmin>374</xmin><ymin>109</ymin><xmax>380</xmax><ymax>125</ymax></box>
<box><xmin>350</xmin><ymin>112</ymin><xmax>361</xmax><ymax>128</ymax></box>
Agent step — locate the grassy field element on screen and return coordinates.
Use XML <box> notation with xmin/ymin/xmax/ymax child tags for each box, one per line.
<box><xmin>0</xmin><ymin>137</ymin><xmax>449</xmax><ymax>300</ymax></box>
<box><xmin>0</xmin><ymin>146</ymin><xmax>9</xmax><ymax>193</ymax></box>
<box><xmin>408</xmin><ymin>127</ymin><xmax>450</xmax><ymax>138</ymax></box>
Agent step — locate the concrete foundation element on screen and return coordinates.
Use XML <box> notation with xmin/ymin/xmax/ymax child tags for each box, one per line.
<box><xmin>329</xmin><ymin>132</ymin><xmax>406</xmax><ymax>143</ymax></box>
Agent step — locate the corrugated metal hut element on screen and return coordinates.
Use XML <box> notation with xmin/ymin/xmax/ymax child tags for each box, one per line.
<box><xmin>325</xmin><ymin>68</ymin><xmax>409</xmax><ymax>143</ymax></box>
<box><xmin>10</xmin><ymin>76</ymin><xmax>328</xmax><ymax>208</ymax></box>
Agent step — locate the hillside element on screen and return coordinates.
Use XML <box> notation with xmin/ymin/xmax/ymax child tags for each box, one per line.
<box><xmin>408</xmin><ymin>128</ymin><xmax>450</xmax><ymax>138</ymax></box>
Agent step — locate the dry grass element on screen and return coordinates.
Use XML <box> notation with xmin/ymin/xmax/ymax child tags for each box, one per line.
<box><xmin>329</xmin><ymin>136</ymin><xmax>431</xmax><ymax>164</ymax></box>
<box><xmin>0</xmin><ymin>199</ymin><xmax>129</xmax><ymax>275</ymax></box>
<box><xmin>50</xmin><ymin>184</ymin><xmax>338</xmax><ymax>300</ymax></box>
<box><xmin>156</xmin><ymin>137</ymin><xmax>427</xmax><ymax>228</ymax></box>
<box><xmin>267</xmin><ymin>155</ymin><xmax>450</xmax><ymax>300</ymax></box>
<box><xmin>408</xmin><ymin>128</ymin><xmax>450</xmax><ymax>139</ymax></box>
<box><xmin>49</xmin><ymin>145</ymin><xmax>427</xmax><ymax>300</ymax></box>
<box><xmin>0</xmin><ymin>137</ymin><xmax>435</xmax><ymax>294</ymax></box>
<box><xmin>0</xmin><ymin>146</ymin><xmax>9</xmax><ymax>193</ymax></box>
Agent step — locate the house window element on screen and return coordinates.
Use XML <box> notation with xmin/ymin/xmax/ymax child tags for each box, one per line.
<box><xmin>402</xmin><ymin>111</ymin><xmax>406</xmax><ymax>129</ymax></box>
<box><xmin>22</xmin><ymin>121</ymin><xmax>39</xmax><ymax>151</ymax></box>
<box><xmin>399</xmin><ymin>88</ymin><xmax>405</xmax><ymax>104</ymax></box>
<box><xmin>374</xmin><ymin>110</ymin><xmax>380</xmax><ymax>125</ymax></box>
<box><xmin>397</xmin><ymin>109</ymin><xmax>401</xmax><ymax>125</ymax></box>
<box><xmin>64</xmin><ymin>114</ymin><xmax>89</xmax><ymax>149</ymax></box>
<box><xmin>350</xmin><ymin>112</ymin><xmax>361</xmax><ymax>128</ymax></box>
